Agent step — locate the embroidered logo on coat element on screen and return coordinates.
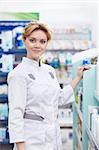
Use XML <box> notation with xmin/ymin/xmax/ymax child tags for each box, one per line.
<box><xmin>28</xmin><ymin>74</ymin><xmax>36</xmax><ymax>80</ymax></box>
<box><xmin>49</xmin><ymin>72</ymin><xmax>54</xmax><ymax>79</ymax></box>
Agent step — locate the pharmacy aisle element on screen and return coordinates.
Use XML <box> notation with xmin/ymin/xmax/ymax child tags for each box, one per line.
<box><xmin>0</xmin><ymin>1</ymin><xmax>98</xmax><ymax>150</ymax></box>
<box><xmin>72</xmin><ymin>49</ymin><xmax>99</xmax><ymax>150</ymax></box>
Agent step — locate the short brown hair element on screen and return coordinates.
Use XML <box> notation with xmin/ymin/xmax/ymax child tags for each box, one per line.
<box><xmin>22</xmin><ymin>21</ymin><xmax>52</xmax><ymax>42</ymax></box>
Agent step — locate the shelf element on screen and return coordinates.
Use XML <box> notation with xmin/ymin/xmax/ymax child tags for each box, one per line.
<box><xmin>0</xmin><ymin>82</ymin><xmax>7</xmax><ymax>85</ymax></box>
<box><xmin>94</xmin><ymin>91</ymin><xmax>99</xmax><ymax>102</ymax></box>
<box><xmin>0</xmin><ymin>139</ymin><xmax>10</xmax><ymax>144</ymax></box>
<box><xmin>46</xmin><ymin>49</ymin><xmax>86</xmax><ymax>52</ymax></box>
<box><xmin>0</xmin><ymin>49</ymin><xmax>86</xmax><ymax>55</ymax></box>
<box><xmin>52</xmin><ymin>33</ymin><xmax>91</xmax><ymax>40</ymax></box>
<box><xmin>75</xmin><ymin>128</ymin><xmax>82</xmax><ymax>150</ymax></box>
<box><xmin>0</xmin><ymin>20</ymin><xmax>30</xmax><ymax>30</ymax></box>
<box><xmin>0</xmin><ymin>94</ymin><xmax>8</xmax><ymax>103</ymax></box>
<box><xmin>0</xmin><ymin>49</ymin><xmax>26</xmax><ymax>55</ymax></box>
<box><xmin>86</xmin><ymin>125</ymin><xmax>99</xmax><ymax>150</ymax></box>
<box><xmin>74</xmin><ymin>103</ymin><xmax>83</xmax><ymax>122</ymax></box>
<box><xmin>0</xmin><ymin>94</ymin><xmax>8</xmax><ymax>98</ymax></box>
<box><xmin>0</xmin><ymin>71</ymin><xmax>8</xmax><ymax>77</ymax></box>
<box><xmin>0</xmin><ymin>119</ymin><xmax>8</xmax><ymax>126</ymax></box>
<box><xmin>58</xmin><ymin>118</ymin><xmax>73</xmax><ymax>128</ymax></box>
<box><xmin>0</xmin><ymin>20</ymin><xmax>30</xmax><ymax>24</ymax></box>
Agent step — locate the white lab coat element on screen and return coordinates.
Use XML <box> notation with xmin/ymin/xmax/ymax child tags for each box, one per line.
<box><xmin>7</xmin><ymin>57</ymin><xmax>75</xmax><ymax>150</ymax></box>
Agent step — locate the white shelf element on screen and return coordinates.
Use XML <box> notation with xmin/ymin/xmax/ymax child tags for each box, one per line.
<box><xmin>86</xmin><ymin>125</ymin><xmax>99</xmax><ymax>150</ymax></box>
<box><xmin>75</xmin><ymin>129</ymin><xmax>82</xmax><ymax>150</ymax></box>
<box><xmin>58</xmin><ymin>118</ymin><xmax>73</xmax><ymax>128</ymax></box>
<box><xmin>94</xmin><ymin>91</ymin><xmax>99</xmax><ymax>102</ymax></box>
<box><xmin>46</xmin><ymin>49</ymin><xmax>85</xmax><ymax>52</ymax></box>
<box><xmin>74</xmin><ymin>103</ymin><xmax>83</xmax><ymax>122</ymax></box>
<box><xmin>75</xmin><ymin>145</ymin><xmax>78</xmax><ymax>150</ymax></box>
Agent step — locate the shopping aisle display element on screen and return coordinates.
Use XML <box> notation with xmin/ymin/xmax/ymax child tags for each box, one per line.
<box><xmin>41</xmin><ymin>27</ymin><xmax>94</xmax><ymax>149</ymax></box>
<box><xmin>61</xmin><ymin>128</ymin><xmax>73</xmax><ymax>150</ymax></box>
<box><xmin>58</xmin><ymin>108</ymin><xmax>73</xmax><ymax>150</ymax></box>
<box><xmin>41</xmin><ymin>26</ymin><xmax>94</xmax><ymax>86</ymax></box>
<box><xmin>0</xmin><ymin>21</ymin><xmax>29</xmax><ymax>150</ymax></box>
<box><xmin>72</xmin><ymin>49</ymin><xmax>99</xmax><ymax>150</ymax></box>
<box><xmin>0</xmin><ymin>21</ymin><xmax>95</xmax><ymax>150</ymax></box>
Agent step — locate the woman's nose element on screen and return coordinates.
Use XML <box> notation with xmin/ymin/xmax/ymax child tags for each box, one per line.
<box><xmin>35</xmin><ymin>41</ymin><xmax>41</xmax><ymax>47</ymax></box>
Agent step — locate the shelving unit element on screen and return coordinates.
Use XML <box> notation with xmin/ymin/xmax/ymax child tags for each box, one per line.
<box><xmin>0</xmin><ymin>94</ymin><xmax>8</xmax><ymax>103</ymax></box>
<box><xmin>0</xmin><ymin>49</ymin><xmax>27</xmax><ymax>55</ymax></box>
<box><xmin>59</xmin><ymin>118</ymin><xmax>73</xmax><ymax>128</ymax></box>
<box><xmin>0</xmin><ymin>21</ymin><xmax>30</xmax><ymax>150</ymax></box>
<box><xmin>72</xmin><ymin>49</ymin><xmax>99</xmax><ymax>150</ymax></box>
<box><xmin>94</xmin><ymin>92</ymin><xmax>99</xmax><ymax>102</ymax></box>
<box><xmin>86</xmin><ymin>124</ymin><xmax>99</xmax><ymax>150</ymax></box>
<box><xmin>54</xmin><ymin>27</ymin><xmax>93</xmax><ymax>149</ymax></box>
<box><xmin>75</xmin><ymin>128</ymin><xmax>82</xmax><ymax>150</ymax></box>
<box><xmin>74</xmin><ymin>103</ymin><xmax>83</xmax><ymax>122</ymax></box>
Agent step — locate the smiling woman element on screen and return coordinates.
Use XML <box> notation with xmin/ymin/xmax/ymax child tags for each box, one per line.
<box><xmin>22</xmin><ymin>22</ymin><xmax>52</xmax><ymax>61</ymax></box>
<box><xmin>23</xmin><ymin>30</ymin><xmax>48</xmax><ymax>61</ymax></box>
<box><xmin>7</xmin><ymin>21</ymin><xmax>86</xmax><ymax>150</ymax></box>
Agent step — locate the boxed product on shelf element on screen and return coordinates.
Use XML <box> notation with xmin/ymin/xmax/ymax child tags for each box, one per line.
<box><xmin>58</xmin><ymin>108</ymin><xmax>73</xmax><ymax>119</ymax></box>
<box><xmin>76</xmin><ymin>86</ymin><xmax>83</xmax><ymax>113</ymax></box>
<box><xmin>58</xmin><ymin>108</ymin><xmax>73</xmax><ymax>128</ymax></box>
<box><xmin>72</xmin><ymin>49</ymin><xmax>99</xmax><ymax>150</ymax></box>
<box><xmin>61</xmin><ymin>128</ymin><xmax>73</xmax><ymax>150</ymax></box>
<box><xmin>88</xmin><ymin>106</ymin><xmax>99</xmax><ymax>141</ymax></box>
<box><xmin>0</xmin><ymin>31</ymin><xmax>13</xmax><ymax>51</ymax></box>
<box><xmin>1</xmin><ymin>54</ymin><xmax>14</xmax><ymax>72</ymax></box>
<box><xmin>0</xmin><ymin>127</ymin><xmax>6</xmax><ymax>142</ymax></box>
<box><xmin>0</xmin><ymin>103</ymin><xmax>8</xmax><ymax>120</ymax></box>
<box><xmin>0</xmin><ymin>127</ymin><xmax>10</xmax><ymax>143</ymax></box>
<box><xmin>0</xmin><ymin>84</ymin><xmax>8</xmax><ymax>95</ymax></box>
<box><xmin>12</xmin><ymin>26</ymin><xmax>25</xmax><ymax>49</ymax></box>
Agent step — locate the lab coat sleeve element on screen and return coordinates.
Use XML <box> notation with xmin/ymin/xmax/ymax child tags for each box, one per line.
<box><xmin>7</xmin><ymin>73</ymin><xmax>27</xmax><ymax>143</ymax></box>
<box><xmin>50</xmin><ymin>66</ymin><xmax>75</xmax><ymax>106</ymax></box>
<box><xmin>58</xmin><ymin>84</ymin><xmax>75</xmax><ymax>106</ymax></box>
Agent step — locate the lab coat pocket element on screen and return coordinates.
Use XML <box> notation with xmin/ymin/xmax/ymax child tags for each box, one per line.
<box><xmin>24</xmin><ymin>119</ymin><xmax>46</xmax><ymax>144</ymax></box>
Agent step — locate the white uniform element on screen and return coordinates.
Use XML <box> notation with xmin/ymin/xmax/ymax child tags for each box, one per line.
<box><xmin>7</xmin><ymin>57</ymin><xmax>75</xmax><ymax>150</ymax></box>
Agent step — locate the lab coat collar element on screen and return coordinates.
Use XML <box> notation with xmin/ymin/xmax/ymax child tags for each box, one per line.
<box><xmin>22</xmin><ymin>57</ymin><xmax>41</xmax><ymax>67</ymax></box>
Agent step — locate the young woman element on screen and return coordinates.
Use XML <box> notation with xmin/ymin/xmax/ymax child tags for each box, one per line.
<box><xmin>7</xmin><ymin>22</ymin><xmax>87</xmax><ymax>150</ymax></box>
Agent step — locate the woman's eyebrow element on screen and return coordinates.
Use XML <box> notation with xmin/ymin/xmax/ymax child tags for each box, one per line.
<box><xmin>29</xmin><ymin>37</ymin><xmax>47</xmax><ymax>40</ymax></box>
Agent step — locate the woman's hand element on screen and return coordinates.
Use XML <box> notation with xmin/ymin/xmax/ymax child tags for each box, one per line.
<box><xmin>71</xmin><ymin>65</ymin><xmax>91</xmax><ymax>89</ymax></box>
<box><xmin>77</xmin><ymin>66</ymin><xmax>91</xmax><ymax>80</ymax></box>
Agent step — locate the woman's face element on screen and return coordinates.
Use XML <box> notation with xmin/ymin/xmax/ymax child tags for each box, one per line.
<box><xmin>24</xmin><ymin>29</ymin><xmax>48</xmax><ymax>61</ymax></box>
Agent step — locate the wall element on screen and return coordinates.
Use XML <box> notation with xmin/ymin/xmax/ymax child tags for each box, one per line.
<box><xmin>0</xmin><ymin>1</ymin><xmax>98</xmax><ymax>46</ymax></box>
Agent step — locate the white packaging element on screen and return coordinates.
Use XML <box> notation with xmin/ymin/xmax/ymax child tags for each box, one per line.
<box><xmin>96</xmin><ymin>117</ymin><xmax>99</xmax><ymax>144</ymax></box>
<box><xmin>91</xmin><ymin>108</ymin><xmax>98</xmax><ymax>136</ymax></box>
<box><xmin>1</xmin><ymin>54</ymin><xmax>14</xmax><ymax>72</ymax></box>
<box><xmin>0</xmin><ymin>103</ymin><xmax>8</xmax><ymax>120</ymax></box>
<box><xmin>0</xmin><ymin>84</ymin><xmax>8</xmax><ymax>94</ymax></box>
<box><xmin>93</xmin><ymin>114</ymin><xmax>99</xmax><ymax>139</ymax></box>
<box><xmin>88</xmin><ymin>106</ymin><xmax>99</xmax><ymax>130</ymax></box>
<box><xmin>0</xmin><ymin>31</ymin><xmax>13</xmax><ymax>51</ymax></box>
<box><xmin>96</xmin><ymin>57</ymin><xmax>99</xmax><ymax>96</ymax></box>
<box><xmin>0</xmin><ymin>128</ymin><xmax>6</xmax><ymax>142</ymax></box>
<box><xmin>13</xmin><ymin>26</ymin><xmax>24</xmax><ymax>49</ymax></box>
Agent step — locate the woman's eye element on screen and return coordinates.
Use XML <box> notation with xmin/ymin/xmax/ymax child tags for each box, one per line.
<box><xmin>29</xmin><ymin>39</ymin><xmax>36</xmax><ymax>43</ymax></box>
<box><xmin>29</xmin><ymin>38</ymin><xmax>47</xmax><ymax>44</ymax></box>
<box><xmin>40</xmin><ymin>40</ymin><xmax>47</xmax><ymax>44</ymax></box>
